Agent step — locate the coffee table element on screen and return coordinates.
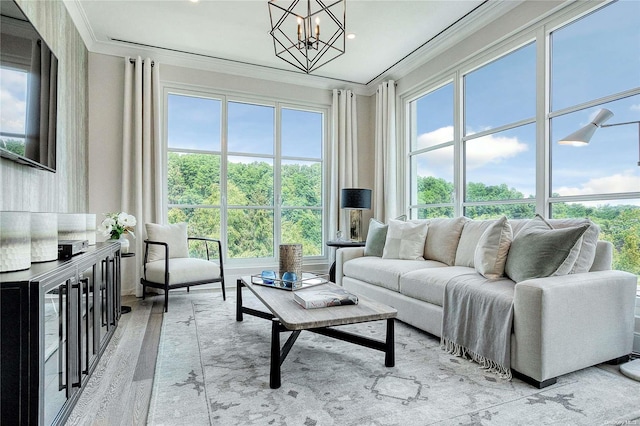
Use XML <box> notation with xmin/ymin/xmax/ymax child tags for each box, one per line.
<box><xmin>236</xmin><ymin>276</ymin><xmax>397</xmax><ymax>389</ymax></box>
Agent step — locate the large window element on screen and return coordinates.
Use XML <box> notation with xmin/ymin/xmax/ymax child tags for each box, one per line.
<box><xmin>462</xmin><ymin>43</ymin><xmax>537</xmax><ymax>219</ymax></box>
<box><xmin>549</xmin><ymin>0</ymin><xmax>640</xmax><ymax>278</ymax></box>
<box><xmin>404</xmin><ymin>0</ymin><xmax>640</xmax><ymax>281</ymax></box>
<box><xmin>167</xmin><ymin>91</ymin><xmax>325</xmax><ymax>262</ymax></box>
<box><xmin>408</xmin><ymin>82</ymin><xmax>455</xmax><ymax>219</ymax></box>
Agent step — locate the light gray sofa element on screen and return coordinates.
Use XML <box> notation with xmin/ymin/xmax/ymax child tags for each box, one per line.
<box><xmin>335</xmin><ymin>217</ymin><xmax>637</xmax><ymax>387</ymax></box>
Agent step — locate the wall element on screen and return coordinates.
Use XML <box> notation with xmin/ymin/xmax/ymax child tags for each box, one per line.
<box><xmin>1</xmin><ymin>0</ymin><xmax>88</xmax><ymax>213</ymax></box>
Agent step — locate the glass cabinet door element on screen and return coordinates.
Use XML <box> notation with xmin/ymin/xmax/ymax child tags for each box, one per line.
<box><xmin>96</xmin><ymin>254</ymin><xmax>116</xmax><ymax>350</ymax></box>
<box><xmin>42</xmin><ymin>278</ymin><xmax>71</xmax><ymax>426</ymax></box>
<box><xmin>80</xmin><ymin>264</ymin><xmax>96</xmax><ymax>374</ymax></box>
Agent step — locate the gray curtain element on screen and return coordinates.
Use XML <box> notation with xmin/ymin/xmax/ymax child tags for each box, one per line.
<box><xmin>374</xmin><ymin>80</ymin><xmax>399</xmax><ymax>222</ymax></box>
<box><xmin>330</xmin><ymin>88</ymin><xmax>359</xmax><ymax>240</ymax></box>
<box><xmin>121</xmin><ymin>57</ymin><xmax>162</xmax><ymax>297</ymax></box>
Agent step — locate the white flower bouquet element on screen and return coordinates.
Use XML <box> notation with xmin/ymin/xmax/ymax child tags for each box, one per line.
<box><xmin>98</xmin><ymin>212</ymin><xmax>137</xmax><ymax>240</ymax></box>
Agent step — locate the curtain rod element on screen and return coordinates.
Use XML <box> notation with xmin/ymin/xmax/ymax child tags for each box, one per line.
<box><xmin>128</xmin><ymin>58</ymin><xmax>155</xmax><ymax>66</ymax></box>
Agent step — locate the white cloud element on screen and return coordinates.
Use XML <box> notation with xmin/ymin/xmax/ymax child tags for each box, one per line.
<box><xmin>465</xmin><ymin>133</ymin><xmax>529</xmax><ymax>170</ymax></box>
<box><xmin>556</xmin><ymin>170</ymin><xmax>640</xmax><ymax>197</ymax></box>
<box><xmin>416</xmin><ymin>126</ymin><xmax>453</xmax><ymax>149</ymax></box>
<box><xmin>630</xmin><ymin>104</ymin><xmax>640</xmax><ymax>112</ymax></box>
<box><xmin>416</xmin><ymin>126</ymin><xmax>529</xmax><ymax>171</ymax></box>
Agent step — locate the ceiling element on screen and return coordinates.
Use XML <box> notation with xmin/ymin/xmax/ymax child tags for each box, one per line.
<box><xmin>65</xmin><ymin>0</ymin><xmax>521</xmax><ymax>88</ymax></box>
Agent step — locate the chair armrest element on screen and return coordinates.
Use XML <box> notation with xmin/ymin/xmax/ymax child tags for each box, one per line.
<box><xmin>142</xmin><ymin>239</ymin><xmax>169</xmax><ymax>283</ymax></box>
<box><xmin>143</xmin><ymin>239</ymin><xmax>169</xmax><ymax>262</ymax></box>
<box><xmin>187</xmin><ymin>237</ymin><xmax>223</xmax><ymax>272</ymax></box>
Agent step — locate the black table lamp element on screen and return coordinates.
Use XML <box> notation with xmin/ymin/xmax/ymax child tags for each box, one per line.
<box><xmin>341</xmin><ymin>188</ymin><xmax>372</xmax><ymax>242</ymax></box>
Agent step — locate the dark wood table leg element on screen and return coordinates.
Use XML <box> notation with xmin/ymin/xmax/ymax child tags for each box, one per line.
<box><xmin>385</xmin><ymin>318</ymin><xmax>395</xmax><ymax>367</ymax></box>
<box><xmin>270</xmin><ymin>318</ymin><xmax>281</xmax><ymax>389</ymax></box>
<box><xmin>236</xmin><ymin>279</ymin><xmax>243</xmax><ymax>322</ymax></box>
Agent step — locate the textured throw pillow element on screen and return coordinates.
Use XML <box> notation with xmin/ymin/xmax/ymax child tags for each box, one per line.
<box><xmin>455</xmin><ymin>219</ymin><xmax>495</xmax><ymax>267</ymax></box>
<box><xmin>474</xmin><ymin>216</ymin><xmax>513</xmax><ymax>279</ymax></box>
<box><xmin>504</xmin><ymin>216</ymin><xmax>589</xmax><ymax>283</ymax></box>
<box><xmin>382</xmin><ymin>219</ymin><xmax>428</xmax><ymax>260</ymax></box>
<box><xmin>145</xmin><ymin>222</ymin><xmax>189</xmax><ymax>262</ymax></box>
<box><xmin>546</xmin><ymin>218</ymin><xmax>601</xmax><ymax>273</ymax></box>
<box><xmin>423</xmin><ymin>217</ymin><xmax>468</xmax><ymax>266</ymax></box>
<box><xmin>363</xmin><ymin>215</ymin><xmax>407</xmax><ymax>257</ymax></box>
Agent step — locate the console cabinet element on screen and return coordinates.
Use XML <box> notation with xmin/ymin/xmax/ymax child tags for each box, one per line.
<box><xmin>0</xmin><ymin>242</ymin><xmax>122</xmax><ymax>425</ymax></box>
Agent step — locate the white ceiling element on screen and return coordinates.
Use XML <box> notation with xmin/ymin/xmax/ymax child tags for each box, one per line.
<box><xmin>65</xmin><ymin>0</ymin><xmax>521</xmax><ymax>88</ymax></box>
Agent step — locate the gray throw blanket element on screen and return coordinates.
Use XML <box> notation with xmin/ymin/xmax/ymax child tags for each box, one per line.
<box><xmin>441</xmin><ymin>274</ymin><xmax>515</xmax><ymax>379</ymax></box>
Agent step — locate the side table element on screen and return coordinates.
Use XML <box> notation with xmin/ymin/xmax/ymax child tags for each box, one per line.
<box><xmin>326</xmin><ymin>240</ymin><xmax>365</xmax><ymax>282</ymax></box>
<box><xmin>121</xmin><ymin>252</ymin><xmax>135</xmax><ymax>314</ymax></box>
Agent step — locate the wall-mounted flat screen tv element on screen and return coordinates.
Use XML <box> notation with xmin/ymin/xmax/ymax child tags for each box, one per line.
<box><xmin>0</xmin><ymin>0</ymin><xmax>58</xmax><ymax>172</ymax></box>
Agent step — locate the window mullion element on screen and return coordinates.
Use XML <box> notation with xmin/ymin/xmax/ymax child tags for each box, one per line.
<box><xmin>274</xmin><ymin>103</ymin><xmax>282</xmax><ymax>252</ymax></box>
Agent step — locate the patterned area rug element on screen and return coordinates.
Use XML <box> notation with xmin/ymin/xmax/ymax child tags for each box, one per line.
<box><xmin>148</xmin><ymin>291</ymin><xmax>640</xmax><ymax>425</ymax></box>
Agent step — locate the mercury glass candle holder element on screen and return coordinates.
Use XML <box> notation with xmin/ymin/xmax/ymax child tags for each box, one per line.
<box><xmin>31</xmin><ymin>212</ymin><xmax>58</xmax><ymax>263</ymax></box>
<box><xmin>0</xmin><ymin>211</ymin><xmax>32</xmax><ymax>272</ymax></box>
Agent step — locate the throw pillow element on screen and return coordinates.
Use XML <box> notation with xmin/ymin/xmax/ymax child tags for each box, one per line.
<box><xmin>546</xmin><ymin>218</ymin><xmax>601</xmax><ymax>273</ymax></box>
<box><xmin>504</xmin><ymin>218</ymin><xmax>589</xmax><ymax>283</ymax></box>
<box><xmin>474</xmin><ymin>216</ymin><xmax>513</xmax><ymax>279</ymax></box>
<box><xmin>363</xmin><ymin>215</ymin><xmax>407</xmax><ymax>257</ymax></box>
<box><xmin>423</xmin><ymin>217</ymin><xmax>468</xmax><ymax>266</ymax></box>
<box><xmin>382</xmin><ymin>219</ymin><xmax>428</xmax><ymax>260</ymax></box>
<box><xmin>145</xmin><ymin>222</ymin><xmax>189</xmax><ymax>262</ymax></box>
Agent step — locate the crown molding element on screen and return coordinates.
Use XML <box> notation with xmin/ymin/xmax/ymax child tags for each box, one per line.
<box><xmin>63</xmin><ymin>0</ymin><xmax>523</xmax><ymax>98</ymax></box>
<box><xmin>62</xmin><ymin>0</ymin><xmax>97</xmax><ymax>51</ymax></box>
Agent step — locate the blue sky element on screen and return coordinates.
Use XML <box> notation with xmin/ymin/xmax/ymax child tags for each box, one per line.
<box><xmin>167</xmin><ymin>95</ymin><xmax>322</xmax><ymax>161</ymax></box>
<box><xmin>413</xmin><ymin>0</ymin><xmax>640</xmax><ymax>205</ymax></box>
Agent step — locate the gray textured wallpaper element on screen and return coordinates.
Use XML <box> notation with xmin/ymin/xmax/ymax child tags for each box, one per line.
<box><xmin>1</xmin><ymin>0</ymin><xmax>88</xmax><ymax>213</ymax></box>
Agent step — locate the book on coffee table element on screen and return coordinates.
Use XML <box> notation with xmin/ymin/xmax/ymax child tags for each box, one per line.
<box><xmin>293</xmin><ymin>284</ymin><xmax>358</xmax><ymax>309</ymax></box>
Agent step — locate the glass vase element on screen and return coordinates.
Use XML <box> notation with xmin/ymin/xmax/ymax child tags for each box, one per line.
<box><xmin>112</xmin><ymin>235</ymin><xmax>129</xmax><ymax>254</ymax></box>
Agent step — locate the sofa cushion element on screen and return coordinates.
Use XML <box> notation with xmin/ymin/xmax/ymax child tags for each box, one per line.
<box><xmin>474</xmin><ymin>216</ymin><xmax>513</xmax><ymax>279</ymax></box>
<box><xmin>343</xmin><ymin>257</ymin><xmax>446</xmax><ymax>292</ymax></box>
<box><xmin>399</xmin><ymin>266</ymin><xmax>477</xmax><ymax>307</ymax></box>
<box><xmin>505</xmin><ymin>215</ymin><xmax>589</xmax><ymax>283</ymax></box>
<box><xmin>144</xmin><ymin>258</ymin><xmax>221</xmax><ymax>285</ymax></box>
<box><xmin>423</xmin><ymin>217</ymin><xmax>468</xmax><ymax>266</ymax></box>
<box><xmin>145</xmin><ymin>222</ymin><xmax>189</xmax><ymax>262</ymax></box>
<box><xmin>382</xmin><ymin>219</ymin><xmax>429</xmax><ymax>260</ymax></box>
<box><xmin>455</xmin><ymin>219</ymin><xmax>496</xmax><ymax>267</ymax></box>
<box><xmin>364</xmin><ymin>215</ymin><xmax>407</xmax><ymax>257</ymax></box>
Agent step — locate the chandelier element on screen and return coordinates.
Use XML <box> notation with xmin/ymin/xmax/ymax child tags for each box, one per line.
<box><xmin>268</xmin><ymin>0</ymin><xmax>346</xmax><ymax>74</ymax></box>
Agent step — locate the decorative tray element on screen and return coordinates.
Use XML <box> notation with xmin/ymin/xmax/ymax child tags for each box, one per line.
<box><xmin>250</xmin><ymin>272</ymin><xmax>329</xmax><ymax>291</ymax></box>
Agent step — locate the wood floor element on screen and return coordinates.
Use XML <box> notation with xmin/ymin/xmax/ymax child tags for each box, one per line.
<box><xmin>66</xmin><ymin>293</ymin><xmax>166</xmax><ymax>425</ymax></box>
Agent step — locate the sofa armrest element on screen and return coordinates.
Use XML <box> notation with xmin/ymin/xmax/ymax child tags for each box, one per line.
<box><xmin>512</xmin><ymin>270</ymin><xmax>637</xmax><ymax>382</ymax></box>
<box><xmin>335</xmin><ymin>247</ymin><xmax>365</xmax><ymax>286</ymax></box>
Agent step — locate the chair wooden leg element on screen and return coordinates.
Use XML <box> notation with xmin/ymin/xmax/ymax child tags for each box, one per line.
<box><xmin>142</xmin><ymin>285</ymin><xmax>146</xmax><ymax>299</ymax></box>
<box><xmin>221</xmin><ymin>279</ymin><xmax>226</xmax><ymax>301</ymax></box>
<box><xmin>187</xmin><ymin>286</ymin><xmax>190</xmax><ymax>293</ymax></box>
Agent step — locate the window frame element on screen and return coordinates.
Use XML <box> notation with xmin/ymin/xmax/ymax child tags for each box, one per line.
<box><xmin>406</xmin><ymin>79</ymin><xmax>457</xmax><ymax>219</ymax></box>
<box><xmin>401</xmin><ymin>0</ymin><xmax>640</xmax><ymax>220</ymax></box>
<box><xmin>162</xmin><ymin>85</ymin><xmax>329</xmax><ymax>266</ymax></box>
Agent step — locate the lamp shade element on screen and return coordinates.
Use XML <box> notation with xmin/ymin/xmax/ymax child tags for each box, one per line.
<box><xmin>341</xmin><ymin>188</ymin><xmax>372</xmax><ymax>210</ymax></box>
<box><xmin>558</xmin><ymin>108</ymin><xmax>614</xmax><ymax>145</ymax></box>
